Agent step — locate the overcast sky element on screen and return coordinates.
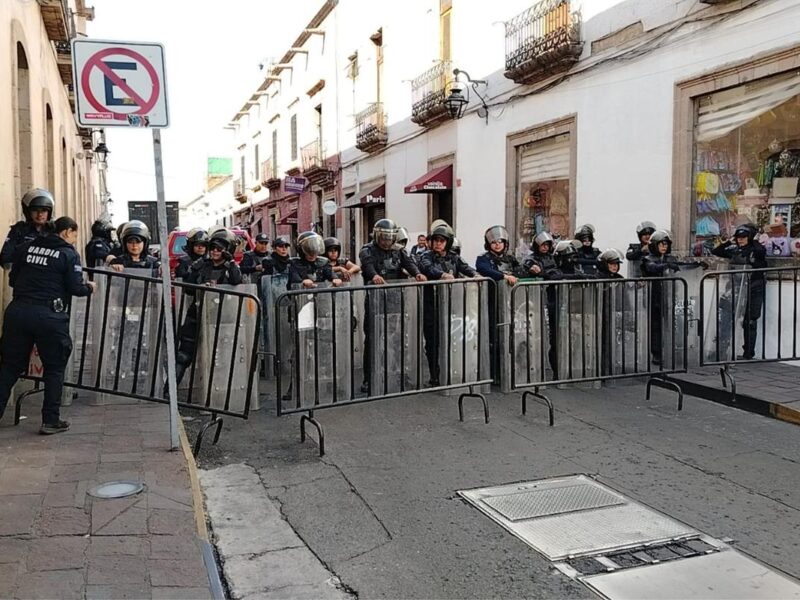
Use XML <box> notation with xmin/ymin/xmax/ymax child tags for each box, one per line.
<box><xmin>90</xmin><ymin>0</ymin><xmax>312</xmax><ymax>223</ymax></box>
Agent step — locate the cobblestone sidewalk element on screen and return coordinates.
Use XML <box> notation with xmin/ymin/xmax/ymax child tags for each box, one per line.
<box><xmin>0</xmin><ymin>395</ymin><xmax>214</xmax><ymax>600</ymax></box>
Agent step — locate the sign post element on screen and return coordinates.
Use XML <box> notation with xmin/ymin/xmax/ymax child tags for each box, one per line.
<box><xmin>73</xmin><ymin>39</ymin><xmax>178</xmax><ymax>449</ymax></box>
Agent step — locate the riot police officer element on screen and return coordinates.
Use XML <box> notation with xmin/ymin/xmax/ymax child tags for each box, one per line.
<box><xmin>109</xmin><ymin>220</ymin><xmax>160</xmax><ymax>275</ymax></box>
<box><xmin>522</xmin><ymin>231</ymin><xmax>556</xmax><ymax>279</ymax></box>
<box><xmin>241</xmin><ymin>233</ymin><xmax>271</xmax><ymax>284</ymax></box>
<box><xmin>288</xmin><ymin>232</ymin><xmax>342</xmax><ymax>289</ymax></box>
<box><xmin>108</xmin><ymin>222</ymin><xmax>127</xmax><ymax>260</ymax></box>
<box><xmin>395</xmin><ymin>227</ymin><xmax>411</xmax><ymax>256</ymax></box>
<box><xmin>597</xmin><ymin>248</ymin><xmax>625</xmax><ymax>279</ymax></box>
<box><xmin>574</xmin><ymin>224</ymin><xmax>601</xmax><ymax>276</ymax></box>
<box><xmin>1</xmin><ymin>188</ymin><xmax>54</xmax><ymax>268</ymax></box>
<box><xmin>712</xmin><ymin>223</ymin><xmax>767</xmax><ymax>359</ymax></box>
<box><xmin>626</xmin><ymin>221</ymin><xmax>657</xmax><ymax>265</ymax></box>
<box><xmin>0</xmin><ymin>217</ymin><xmax>95</xmax><ymax>433</ymax></box>
<box><xmin>476</xmin><ymin>226</ymin><xmax>527</xmax><ymax>285</ymax></box>
<box><xmin>85</xmin><ymin>219</ymin><xmax>115</xmax><ymax>267</ymax></box>
<box><xmin>418</xmin><ymin>223</ymin><xmax>477</xmax><ymax>386</ymax></box>
<box><xmin>265</xmin><ymin>236</ymin><xmax>292</xmax><ymax>274</ymax></box>
<box><xmin>176</xmin><ymin>228</ymin><xmax>209</xmax><ymax>279</ymax></box>
<box><xmin>359</xmin><ymin>219</ymin><xmax>425</xmax><ymax>392</ymax></box>
<box><xmin>324</xmin><ymin>237</ymin><xmax>360</xmax><ymax>282</ymax></box>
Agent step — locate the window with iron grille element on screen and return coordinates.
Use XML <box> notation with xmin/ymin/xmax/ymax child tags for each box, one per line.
<box><xmin>272</xmin><ymin>130</ymin><xmax>278</xmax><ymax>177</ymax></box>
<box><xmin>290</xmin><ymin>114</ymin><xmax>298</xmax><ymax>161</ymax></box>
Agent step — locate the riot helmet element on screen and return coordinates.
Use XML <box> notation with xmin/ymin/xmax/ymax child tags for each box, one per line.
<box><xmin>429</xmin><ymin>223</ymin><xmax>455</xmax><ymax>252</ymax></box>
<box><xmin>648</xmin><ymin>230</ymin><xmax>673</xmax><ymax>255</ymax></box>
<box><xmin>553</xmin><ymin>239</ymin><xmax>580</xmax><ymax>268</ymax></box>
<box><xmin>115</xmin><ymin>222</ymin><xmax>128</xmax><ymax>244</ymax></box>
<box><xmin>373</xmin><ymin>218</ymin><xmax>399</xmax><ymax>249</ymax></box>
<box><xmin>452</xmin><ymin>237</ymin><xmax>462</xmax><ymax>256</ymax></box>
<box><xmin>208</xmin><ymin>228</ymin><xmax>237</xmax><ymax>254</ymax></box>
<box><xmin>297</xmin><ymin>231</ymin><xmax>325</xmax><ymax>258</ymax></box>
<box><xmin>636</xmin><ymin>221</ymin><xmax>657</xmax><ymax>240</ymax></box>
<box><xmin>430</xmin><ymin>219</ymin><xmax>450</xmax><ymax>233</ymax></box>
<box><xmin>574</xmin><ymin>223</ymin><xmax>596</xmax><ymax>243</ymax></box>
<box><xmin>120</xmin><ymin>220</ymin><xmax>151</xmax><ymax>252</ymax></box>
<box><xmin>598</xmin><ymin>248</ymin><xmax>624</xmax><ymax>275</ymax></box>
<box><xmin>91</xmin><ymin>219</ymin><xmax>114</xmax><ymax>239</ymax></box>
<box><xmin>395</xmin><ymin>227</ymin><xmax>410</xmax><ymax>250</ymax></box>
<box><xmin>186</xmin><ymin>227</ymin><xmax>209</xmax><ymax>246</ymax></box>
<box><xmin>734</xmin><ymin>223</ymin><xmax>757</xmax><ymax>242</ymax></box>
<box><xmin>324</xmin><ymin>237</ymin><xmax>342</xmax><ymax>255</ymax></box>
<box><xmin>21</xmin><ymin>188</ymin><xmax>55</xmax><ymax>221</ymax></box>
<box><xmin>484</xmin><ymin>225</ymin><xmax>509</xmax><ymax>252</ymax></box>
<box><xmin>273</xmin><ymin>236</ymin><xmax>291</xmax><ymax>248</ymax></box>
<box><xmin>533</xmin><ymin>231</ymin><xmax>554</xmax><ymax>254</ymax></box>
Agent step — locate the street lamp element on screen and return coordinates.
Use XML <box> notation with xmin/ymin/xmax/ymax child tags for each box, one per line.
<box><xmin>444</xmin><ymin>87</ymin><xmax>469</xmax><ymax>120</ymax></box>
<box><xmin>94</xmin><ymin>142</ymin><xmax>110</xmax><ymax>164</ymax></box>
<box><xmin>444</xmin><ymin>68</ymin><xmax>490</xmax><ymax>124</ymax></box>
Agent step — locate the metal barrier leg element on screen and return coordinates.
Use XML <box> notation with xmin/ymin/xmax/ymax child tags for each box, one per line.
<box><xmin>719</xmin><ymin>365</ymin><xmax>737</xmax><ymax>402</ymax></box>
<box><xmin>14</xmin><ymin>385</ymin><xmax>43</xmax><ymax>426</ymax></box>
<box><xmin>521</xmin><ymin>387</ymin><xmax>554</xmax><ymax>426</ymax></box>
<box><xmin>646</xmin><ymin>376</ymin><xmax>684</xmax><ymax>411</ymax></box>
<box><xmin>193</xmin><ymin>413</ymin><xmax>224</xmax><ymax>458</ymax></box>
<box><xmin>457</xmin><ymin>385</ymin><xmax>489</xmax><ymax>424</ymax></box>
<box><xmin>300</xmin><ymin>411</ymin><xmax>325</xmax><ymax>456</ymax></box>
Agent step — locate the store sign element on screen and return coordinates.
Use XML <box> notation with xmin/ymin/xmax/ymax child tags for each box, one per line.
<box><xmin>284</xmin><ymin>176</ymin><xmax>307</xmax><ymax>194</ymax></box>
<box><xmin>366</xmin><ymin>192</ymin><xmax>385</xmax><ymax>204</ymax></box>
<box><xmin>421</xmin><ymin>181</ymin><xmax>447</xmax><ymax>191</ymax></box>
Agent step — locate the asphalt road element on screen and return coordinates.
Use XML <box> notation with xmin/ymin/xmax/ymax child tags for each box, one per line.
<box><xmin>188</xmin><ymin>381</ymin><xmax>800</xmax><ymax>599</ymax></box>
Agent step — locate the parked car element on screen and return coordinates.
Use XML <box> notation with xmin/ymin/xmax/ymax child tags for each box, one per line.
<box><xmin>167</xmin><ymin>228</ymin><xmax>255</xmax><ymax>278</ymax></box>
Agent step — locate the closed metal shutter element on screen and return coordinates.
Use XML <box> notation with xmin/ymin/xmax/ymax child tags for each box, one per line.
<box><xmin>518</xmin><ymin>134</ymin><xmax>570</xmax><ymax>183</ymax></box>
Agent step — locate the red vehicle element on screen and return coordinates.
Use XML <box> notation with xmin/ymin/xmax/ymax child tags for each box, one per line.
<box><xmin>167</xmin><ymin>228</ymin><xmax>255</xmax><ymax>278</ymax></box>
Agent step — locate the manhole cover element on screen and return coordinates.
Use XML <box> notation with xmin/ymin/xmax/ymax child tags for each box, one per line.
<box><xmin>483</xmin><ymin>483</ymin><xmax>624</xmax><ymax>521</ymax></box>
<box><xmin>88</xmin><ymin>480</ymin><xmax>145</xmax><ymax>499</ymax></box>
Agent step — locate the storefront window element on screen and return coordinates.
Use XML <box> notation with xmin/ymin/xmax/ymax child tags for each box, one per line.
<box><xmin>515</xmin><ymin>133</ymin><xmax>571</xmax><ymax>257</ymax></box>
<box><xmin>692</xmin><ymin>72</ymin><xmax>800</xmax><ymax>257</ymax></box>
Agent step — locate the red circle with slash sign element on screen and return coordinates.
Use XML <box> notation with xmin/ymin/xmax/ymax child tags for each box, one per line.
<box><xmin>81</xmin><ymin>47</ymin><xmax>161</xmax><ymax>120</ymax></box>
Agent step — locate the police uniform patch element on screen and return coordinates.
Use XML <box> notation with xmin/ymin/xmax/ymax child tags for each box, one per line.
<box><xmin>74</xmin><ymin>265</ymin><xmax>83</xmax><ymax>272</ymax></box>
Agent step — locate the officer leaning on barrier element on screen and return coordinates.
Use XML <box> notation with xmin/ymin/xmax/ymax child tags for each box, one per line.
<box><xmin>711</xmin><ymin>223</ymin><xmax>767</xmax><ymax>360</ymax></box>
<box><xmin>176</xmin><ymin>228</ymin><xmax>209</xmax><ymax>279</ymax></box>
<box><xmin>418</xmin><ymin>223</ymin><xmax>478</xmax><ymax>387</ymax></box>
<box><xmin>522</xmin><ymin>231</ymin><xmax>556</xmax><ymax>279</ymax></box>
<box><xmin>626</xmin><ymin>221</ymin><xmax>657</xmax><ymax>263</ymax></box>
<box><xmin>266</xmin><ymin>236</ymin><xmax>292</xmax><ymax>274</ymax></box>
<box><xmin>1</xmin><ymin>188</ymin><xmax>55</xmax><ymax>269</ymax></box>
<box><xmin>109</xmin><ymin>220</ymin><xmax>160</xmax><ymax>275</ymax></box>
<box><xmin>85</xmin><ymin>219</ymin><xmax>115</xmax><ymax>268</ymax></box>
<box><xmin>288</xmin><ymin>232</ymin><xmax>342</xmax><ymax>289</ymax></box>
<box><xmin>597</xmin><ymin>248</ymin><xmax>625</xmax><ymax>280</ymax></box>
<box><xmin>476</xmin><ymin>225</ymin><xmax>527</xmax><ymax>286</ymax></box>
<box><xmin>240</xmin><ymin>233</ymin><xmax>271</xmax><ymax>284</ymax></box>
<box><xmin>324</xmin><ymin>237</ymin><xmax>361</xmax><ymax>282</ymax></box>
<box><xmin>0</xmin><ymin>217</ymin><xmax>96</xmax><ymax>433</ymax></box>
<box><xmin>574</xmin><ymin>224</ymin><xmax>601</xmax><ymax>276</ymax></box>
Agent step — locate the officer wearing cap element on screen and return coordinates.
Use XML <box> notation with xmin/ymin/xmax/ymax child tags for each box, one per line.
<box><xmin>241</xmin><ymin>233</ymin><xmax>271</xmax><ymax>284</ymax></box>
<box><xmin>1</xmin><ymin>188</ymin><xmax>54</xmax><ymax>268</ymax></box>
<box><xmin>0</xmin><ymin>217</ymin><xmax>96</xmax><ymax>433</ymax></box>
<box><xmin>266</xmin><ymin>236</ymin><xmax>292</xmax><ymax>274</ymax></box>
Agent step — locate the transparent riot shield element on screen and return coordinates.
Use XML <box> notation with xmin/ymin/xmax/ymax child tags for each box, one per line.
<box><xmin>260</xmin><ymin>273</ymin><xmax>290</xmax><ymax>379</ymax></box>
<box><xmin>601</xmin><ymin>280</ymin><xmax>649</xmax><ymax>379</ymax></box>
<box><xmin>659</xmin><ymin>274</ymin><xmax>694</xmax><ymax>372</ymax></box>
<box><xmin>92</xmin><ymin>269</ymin><xmax>161</xmax><ymax>405</ymax></box>
<box><xmin>436</xmin><ymin>280</ymin><xmax>490</xmax><ymax>394</ymax></box>
<box><xmin>508</xmin><ymin>283</ymin><xmax>547</xmax><ymax>391</ymax></box>
<box><xmin>703</xmin><ymin>265</ymin><xmax>750</xmax><ymax>363</ymax></box>
<box><xmin>367</xmin><ymin>284</ymin><xmax>420</xmax><ymax>395</ymax></box>
<box><xmin>555</xmin><ymin>282</ymin><xmax>599</xmax><ymax>384</ymax></box>
<box><xmin>196</xmin><ymin>284</ymin><xmax>260</xmax><ymax>414</ymax></box>
<box><xmin>627</xmin><ymin>259</ymin><xmax>643</xmax><ymax>279</ymax></box>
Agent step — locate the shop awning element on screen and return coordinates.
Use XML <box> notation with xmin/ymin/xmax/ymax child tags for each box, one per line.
<box><xmin>277</xmin><ymin>210</ymin><xmax>298</xmax><ymax>226</ymax></box>
<box><xmin>343</xmin><ymin>184</ymin><xmax>386</xmax><ymax>208</ymax></box>
<box><xmin>404</xmin><ymin>165</ymin><xmax>452</xmax><ymax>194</ymax></box>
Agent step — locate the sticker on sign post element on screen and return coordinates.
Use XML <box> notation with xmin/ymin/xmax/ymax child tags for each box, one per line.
<box><xmin>72</xmin><ymin>39</ymin><xmax>170</xmax><ymax>128</ymax></box>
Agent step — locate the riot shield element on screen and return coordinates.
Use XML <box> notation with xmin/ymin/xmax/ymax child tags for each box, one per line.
<box><xmin>436</xmin><ymin>280</ymin><xmax>490</xmax><ymax>394</ymax></box>
<box><xmin>260</xmin><ymin>273</ymin><xmax>290</xmax><ymax>379</ymax></box>
<box><xmin>601</xmin><ymin>280</ymin><xmax>649</xmax><ymax>378</ymax></box>
<box><xmin>92</xmin><ymin>269</ymin><xmax>161</xmax><ymax>405</ymax></box>
<box><xmin>555</xmin><ymin>282</ymin><xmax>599</xmax><ymax>384</ymax></box>
<box><xmin>627</xmin><ymin>259</ymin><xmax>643</xmax><ymax>279</ymax></box>
<box><xmin>195</xmin><ymin>284</ymin><xmax>260</xmax><ymax>414</ymax></box>
<box><xmin>367</xmin><ymin>284</ymin><xmax>420</xmax><ymax>395</ymax></box>
<box><xmin>703</xmin><ymin>265</ymin><xmax>750</xmax><ymax>363</ymax></box>
<box><xmin>508</xmin><ymin>283</ymin><xmax>547</xmax><ymax>391</ymax></box>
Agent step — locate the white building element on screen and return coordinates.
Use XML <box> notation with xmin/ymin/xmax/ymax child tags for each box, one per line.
<box><xmin>229</xmin><ymin>0</ymin><xmax>800</xmax><ymax>265</ymax></box>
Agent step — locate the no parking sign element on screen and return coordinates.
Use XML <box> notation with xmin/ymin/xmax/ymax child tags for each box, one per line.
<box><xmin>72</xmin><ymin>39</ymin><xmax>169</xmax><ymax>128</ymax></box>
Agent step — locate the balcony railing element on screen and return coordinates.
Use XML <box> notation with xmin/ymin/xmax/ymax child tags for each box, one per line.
<box><xmin>233</xmin><ymin>178</ymin><xmax>246</xmax><ymax>203</ymax></box>
<box><xmin>53</xmin><ymin>41</ymin><xmax>72</xmax><ymax>85</ymax></box>
<box><xmin>355</xmin><ymin>103</ymin><xmax>388</xmax><ymax>153</ymax></box>
<box><xmin>261</xmin><ymin>157</ymin><xmax>281</xmax><ymax>189</ymax></box>
<box><xmin>504</xmin><ymin>0</ymin><xmax>583</xmax><ymax>86</ymax></box>
<box><xmin>411</xmin><ymin>60</ymin><xmax>452</xmax><ymax>128</ymax></box>
<box><xmin>39</xmin><ymin>0</ymin><xmax>72</xmax><ymax>42</ymax></box>
<box><xmin>301</xmin><ymin>140</ymin><xmax>334</xmax><ymax>186</ymax></box>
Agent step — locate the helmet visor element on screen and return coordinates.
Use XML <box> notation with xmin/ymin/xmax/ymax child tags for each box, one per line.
<box><xmin>299</xmin><ymin>236</ymin><xmax>325</xmax><ymax>256</ymax></box>
<box><xmin>374</xmin><ymin>228</ymin><xmax>398</xmax><ymax>245</ymax></box>
<box><xmin>485</xmin><ymin>226</ymin><xmax>509</xmax><ymax>245</ymax></box>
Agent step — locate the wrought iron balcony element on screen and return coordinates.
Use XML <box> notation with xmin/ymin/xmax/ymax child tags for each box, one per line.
<box><xmin>53</xmin><ymin>41</ymin><xmax>72</xmax><ymax>85</ymax></box>
<box><xmin>504</xmin><ymin>0</ymin><xmax>583</xmax><ymax>86</ymax></box>
<box><xmin>411</xmin><ymin>60</ymin><xmax>452</xmax><ymax>128</ymax></box>
<box><xmin>301</xmin><ymin>140</ymin><xmax>334</xmax><ymax>186</ymax></box>
<box><xmin>261</xmin><ymin>157</ymin><xmax>281</xmax><ymax>190</ymax></box>
<box><xmin>233</xmin><ymin>178</ymin><xmax>246</xmax><ymax>203</ymax></box>
<box><xmin>355</xmin><ymin>103</ymin><xmax>388</xmax><ymax>153</ymax></box>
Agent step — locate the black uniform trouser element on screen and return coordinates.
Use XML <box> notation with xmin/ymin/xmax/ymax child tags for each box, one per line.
<box><xmin>743</xmin><ymin>280</ymin><xmax>765</xmax><ymax>357</ymax></box>
<box><xmin>545</xmin><ymin>287</ymin><xmax>558</xmax><ymax>377</ymax></box>
<box><xmin>175</xmin><ymin>301</ymin><xmax>199</xmax><ymax>384</ymax></box>
<box><xmin>0</xmin><ymin>302</ymin><xmax>72</xmax><ymax>424</ymax></box>
<box><xmin>422</xmin><ymin>287</ymin><xmax>440</xmax><ymax>382</ymax></box>
<box><xmin>649</xmin><ymin>282</ymin><xmax>663</xmax><ymax>361</ymax></box>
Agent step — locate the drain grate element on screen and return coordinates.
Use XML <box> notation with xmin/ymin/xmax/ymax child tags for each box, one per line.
<box><xmin>483</xmin><ymin>483</ymin><xmax>623</xmax><ymax>521</ymax></box>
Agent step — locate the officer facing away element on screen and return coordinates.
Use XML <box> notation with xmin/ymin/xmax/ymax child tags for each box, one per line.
<box><xmin>712</xmin><ymin>223</ymin><xmax>767</xmax><ymax>359</ymax></box>
<box><xmin>0</xmin><ymin>217</ymin><xmax>96</xmax><ymax>433</ymax></box>
<box><xmin>1</xmin><ymin>188</ymin><xmax>55</xmax><ymax>269</ymax></box>
<box><xmin>176</xmin><ymin>228</ymin><xmax>209</xmax><ymax>279</ymax></box>
<box><xmin>85</xmin><ymin>219</ymin><xmax>115</xmax><ymax>268</ymax></box>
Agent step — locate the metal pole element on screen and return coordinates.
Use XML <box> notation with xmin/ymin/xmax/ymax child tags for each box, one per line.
<box><xmin>152</xmin><ymin>128</ymin><xmax>179</xmax><ymax>450</ymax></box>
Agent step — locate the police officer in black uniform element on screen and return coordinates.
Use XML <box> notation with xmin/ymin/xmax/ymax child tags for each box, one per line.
<box><xmin>288</xmin><ymin>232</ymin><xmax>342</xmax><ymax>289</ymax></box>
<box><xmin>0</xmin><ymin>217</ymin><xmax>95</xmax><ymax>432</ymax></box>
<box><xmin>712</xmin><ymin>223</ymin><xmax>767</xmax><ymax>359</ymax></box>
<box><xmin>85</xmin><ymin>219</ymin><xmax>115</xmax><ymax>267</ymax></box>
<box><xmin>626</xmin><ymin>221</ymin><xmax>657</xmax><ymax>265</ymax></box>
<box><xmin>175</xmin><ymin>228</ymin><xmax>209</xmax><ymax>279</ymax></box>
<box><xmin>108</xmin><ymin>222</ymin><xmax>127</xmax><ymax>260</ymax></box>
<box><xmin>418</xmin><ymin>223</ymin><xmax>477</xmax><ymax>386</ymax></box>
<box><xmin>324</xmin><ymin>237</ymin><xmax>360</xmax><ymax>282</ymax></box>
<box><xmin>1</xmin><ymin>188</ymin><xmax>55</xmax><ymax>268</ymax></box>
<box><xmin>265</xmin><ymin>236</ymin><xmax>292</xmax><ymax>274</ymax></box>
<box><xmin>597</xmin><ymin>248</ymin><xmax>625</xmax><ymax>280</ymax></box>
<box><xmin>109</xmin><ymin>220</ymin><xmax>160</xmax><ymax>275</ymax></box>
<box><xmin>358</xmin><ymin>219</ymin><xmax>425</xmax><ymax>393</ymax></box>
<box><xmin>241</xmin><ymin>233</ymin><xmax>271</xmax><ymax>284</ymax></box>
<box><xmin>574</xmin><ymin>224</ymin><xmax>601</xmax><ymax>276</ymax></box>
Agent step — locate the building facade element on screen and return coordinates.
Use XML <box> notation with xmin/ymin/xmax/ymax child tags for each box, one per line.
<box><xmin>227</xmin><ymin>0</ymin><xmax>800</xmax><ymax>265</ymax></box>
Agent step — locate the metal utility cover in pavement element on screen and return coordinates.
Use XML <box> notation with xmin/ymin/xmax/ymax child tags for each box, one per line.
<box><xmin>582</xmin><ymin>550</ymin><xmax>800</xmax><ymax>599</ymax></box>
<box><xmin>459</xmin><ymin>475</ymin><xmax>696</xmax><ymax>561</ymax></box>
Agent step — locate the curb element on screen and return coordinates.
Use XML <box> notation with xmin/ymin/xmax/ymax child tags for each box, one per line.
<box><xmin>178</xmin><ymin>420</ymin><xmax>225</xmax><ymax>600</ymax></box>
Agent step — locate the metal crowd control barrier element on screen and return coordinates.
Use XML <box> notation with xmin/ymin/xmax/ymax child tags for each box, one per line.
<box><xmin>273</xmin><ymin>277</ymin><xmax>494</xmax><ymax>455</ymax></box>
<box><xmin>699</xmin><ymin>265</ymin><xmax>800</xmax><ymax>400</ymax></box>
<box><xmin>15</xmin><ymin>267</ymin><xmax>261</xmax><ymax>456</ymax></box>
<box><xmin>503</xmin><ymin>277</ymin><xmax>690</xmax><ymax>422</ymax></box>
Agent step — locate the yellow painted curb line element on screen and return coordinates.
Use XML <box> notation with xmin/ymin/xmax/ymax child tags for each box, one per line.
<box><xmin>771</xmin><ymin>403</ymin><xmax>800</xmax><ymax>426</ymax></box>
<box><xmin>178</xmin><ymin>419</ymin><xmax>210</xmax><ymax>541</ymax></box>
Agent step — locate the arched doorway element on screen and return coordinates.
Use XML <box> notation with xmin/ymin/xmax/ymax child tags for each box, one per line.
<box><xmin>14</xmin><ymin>42</ymin><xmax>33</xmax><ymax>207</ymax></box>
<box><xmin>45</xmin><ymin>105</ymin><xmax>55</xmax><ymax>211</ymax></box>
